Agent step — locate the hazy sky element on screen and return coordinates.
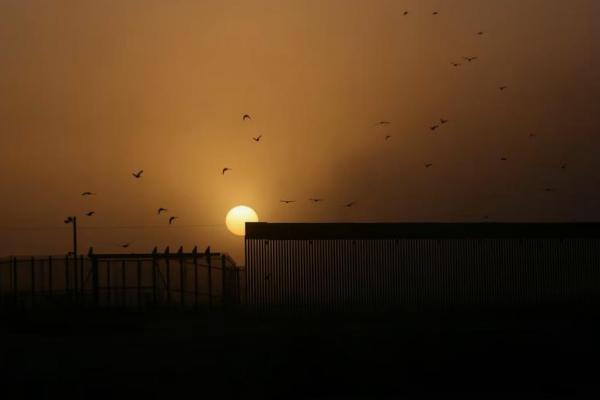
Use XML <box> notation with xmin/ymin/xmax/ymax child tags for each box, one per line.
<box><xmin>1</xmin><ymin>0</ymin><xmax>600</xmax><ymax>261</ymax></box>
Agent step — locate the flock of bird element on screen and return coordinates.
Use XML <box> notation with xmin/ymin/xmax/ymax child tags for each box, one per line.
<box><xmin>64</xmin><ymin>8</ymin><xmax>570</xmax><ymax>248</ymax></box>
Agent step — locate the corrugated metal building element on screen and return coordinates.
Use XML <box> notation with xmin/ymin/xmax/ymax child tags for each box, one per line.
<box><xmin>245</xmin><ymin>223</ymin><xmax>600</xmax><ymax>312</ymax></box>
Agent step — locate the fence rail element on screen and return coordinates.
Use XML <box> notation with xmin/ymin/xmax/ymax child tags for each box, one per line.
<box><xmin>0</xmin><ymin>248</ymin><xmax>242</xmax><ymax>311</ymax></box>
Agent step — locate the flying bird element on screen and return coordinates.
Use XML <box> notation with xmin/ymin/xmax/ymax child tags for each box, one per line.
<box><xmin>499</xmin><ymin>86</ymin><xmax>508</xmax><ymax>91</ymax></box>
<box><xmin>463</xmin><ymin>56</ymin><xmax>477</xmax><ymax>62</ymax></box>
<box><xmin>385</xmin><ymin>135</ymin><xmax>391</xmax><ymax>141</ymax></box>
<box><xmin>403</xmin><ymin>11</ymin><xmax>409</xmax><ymax>16</ymax></box>
<box><xmin>500</xmin><ymin>157</ymin><xmax>508</xmax><ymax>161</ymax></box>
<box><xmin>529</xmin><ymin>133</ymin><xmax>537</xmax><ymax>138</ymax></box>
<box><xmin>344</xmin><ymin>201</ymin><xmax>356</xmax><ymax>208</ymax></box>
<box><xmin>451</xmin><ymin>62</ymin><xmax>461</xmax><ymax>67</ymax></box>
<box><xmin>280</xmin><ymin>200</ymin><xmax>296</xmax><ymax>204</ymax></box>
<box><xmin>252</xmin><ymin>135</ymin><xmax>262</xmax><ymax>142</ymax></box>
<box><xmin>561</xmin><ymin>163</ymin><xmax>567</xmax><ymax>170</ymax></box>
<box><xmin>157</xmin><ymin>208</ymin><xmax>168</xmax><ymax>214</ymax></box>
<box><xmin>309</xmin><ymin>198</ymin><xmax>324</xmax><ymax>203</ymax></box>
<box><xmin>544</xmin><ymin>188</ymin><xmax>555</xmax><ymax>193</ymax></box>
<box><xmin>430</xmin><ymin>125</ymin><xmax>439</xmax><ymax>131</ymax></box>
<box><xmin>132</xmin><ymin>170</ymin><xmax>143</xmax><ymax>178</ymax></box>
<box><xmin>432</xmin><ymin>11</ymin><xmax>439</xmax><ymax>15</ymax></box>
<box><xmin>440</xmin><ymin>118</ymin><xmax>448</xmax><ymax>125</ymax></box>
<box><xmin>424</xmin><ymin>163</ymin><xmax>433</xmax><ymax>168</ymax></box>
<box><xmin>242</xmin><ymin>114</ymin><xmax>251</xmax><ymax>121</ymax></box>
<box><xmin>375</xmin><ymin>121</ymin><xmax>391</xmax><ymax>127</ymax></box>
<box><xmin>222</xmin><ymin>167</ymin><xmax>231</xmax><ymax>175</ymax></box>
<box><xmin>477</xmin><ymin>31</ymin><xmax>485</xmax><ymax>36</ymax></box>
<box><xmin>85</xmin><ymin>211</ymin><xmax>95</xmax><ymax>217</ymax></box>
<box><xmin>121</xmin><ymin>243</ymin><xmax>130</xmax><ymax>249</ymax></box>
<box><xmin>81</xmin><ymin>192</ymin><xmax>95</xmax><ymax>196</ymax></box>
<box><xmin>169</xmin><ymin>216</ymin><xmax>178</xmax><ymax>225</ymax></box>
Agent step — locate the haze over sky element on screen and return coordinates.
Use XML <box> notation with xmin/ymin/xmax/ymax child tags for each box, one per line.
<box><xmin>1</xmin><ymin>0</ymin><xmax>600</xmax><ymax>261</ymax></box>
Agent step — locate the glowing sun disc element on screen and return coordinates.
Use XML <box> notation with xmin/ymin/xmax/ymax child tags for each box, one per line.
<box><xmin>225</xmin><ymin>205</ymin><xmax>259</xmax><ymax>236</ymax></box>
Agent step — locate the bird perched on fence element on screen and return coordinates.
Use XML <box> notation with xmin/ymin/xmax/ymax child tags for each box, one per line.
<box><xmin>132</xmin><ymin>170</ymin><xmax>143</xmax><ymax>178</ymax></box>
<box><xmin>158</xmin><ymin>208</ymin><xmax>168</xmax><ymax>214</ymax></box>
<box><xmin>169</xmin><ymin>216</ymin><xmax>178</xmax><ymax>225</ymax></box>
<box><xmin>64</xmin><ymin>217</ymin><xmax>74</xmax><ymax>224</ymax></box>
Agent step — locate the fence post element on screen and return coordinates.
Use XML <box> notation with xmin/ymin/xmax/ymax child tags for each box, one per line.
<box><xmin>221</xmin><ymin>255</ymin><xmax>227</xmax><ymax>309</ymax></box>
<box><xmin>165</xmin><ymin>247</ymin><xmax>171</xmax><ymax>305</ymax></box>
<box><xmin>48</xmin><ymin>256</ymin><xmax>53</xmax><ymax>296</ymax></box>
<box><xmin>65</xmin><ymin>255</ymin><xmax>70</xmax><ymax>297</ymax></box>
<box><xmin>30</xmin><ymin>257</ymin><xmax>35</xmax><ymax>307</ymax></box>
<box><xmin>152</xmin><ymin>247</ymin><xmax>158</xmax><ymax>307</ymax></box>
<box><xmin>207</xmin><ymin>251</ymin><xmax>213</xmax><ymax>311</ymax></box>
<box><xmin>121</xmin><ymin>260</ymin><xmax>126</xmax><ymax>307</ymax></box>
<box><xmin>137</xmin><ymin>260</ymin><xmax>142</xmax><ymax>310</ymax></box>
<box><xmin>178</xmin><ymin>247</ymin><xmax>185</xmax><ymax>307</ymax></box>
<box><xmin>91</xmin><ymin>255</ymin><xmax>99</xmax><ymax>307</ymax></box>
<box><xmin>80</xmin><ymin>255</ymin><xmax>84</xmax><ymax>295</ymax></box>
<box><xmin>192</xmin><ymin>247</ymin><xmax>198</xmax><ymax>311</ymax></box>
<box><xmin>12</xmin><ymin>257</ymin><xmax>18</xmax><ymax>306</ymax></box>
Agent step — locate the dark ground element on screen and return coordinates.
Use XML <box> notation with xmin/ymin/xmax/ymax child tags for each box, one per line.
<box><xmin>1</xmin><ymin>307</ymin><xmax>599</xmax><ymax>399</ymax></box>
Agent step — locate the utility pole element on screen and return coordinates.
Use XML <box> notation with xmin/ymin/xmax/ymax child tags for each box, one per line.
<box><xmin>64</xmin><ymin>216</ymin><xmax>78</xmax><ymax>258</ymax></box>
<box><xmin>64</xmin><ymin>216</ymin><xmax>78</xmax><ymax>293</ymax></box>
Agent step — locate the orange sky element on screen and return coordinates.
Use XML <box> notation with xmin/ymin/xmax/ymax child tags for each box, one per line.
<box><xmin>1</xmin><ymin>0</ymin><xmax>600</xmax><ymax>262</ymax></box>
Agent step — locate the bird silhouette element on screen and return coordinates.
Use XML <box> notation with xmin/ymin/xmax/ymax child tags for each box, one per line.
<box><xmin>242</xmin><ymin>114</ymin><xmax>251</xmax><ymax>121</ymax></box>
<box><xmin>85</xmin><ymin>211</ymin><xmax>95</xmax><ymax>217</ymax></box>
<box><xmin>222</xmin><ymin>167</ymin><xmax>231</xmax><ymax>175</ymax></box>
<box><xmin>121</xmin><ymin>243</ymin><xmax>130</xmax><ymax>249</ymax></box>
<box><xmin>157</xmin><ymin>208</ymin><xmax>168</xmax><ymax>214</ymax></box>
<box><xmin>169</xmin><ymin>216</ymin><xmax>178</xmax><ymax>224</ymax></box>
<box><xmin>544</xmin><ymin>188</ymin><xmax>555</xmax><ymax>193</ymax></box>
<box><xmin>463</xmin><ymin>56</ymin><xmax>477</xmax><ymax>62</ymax></box>
<box><xmin>345</xmin><ymin>201</ymin><xmax>356</xmax><ymax>208</ymax></box>
<box><xmin>309</xmin><ymin>198</ymin><xmax>324</xmax><ymax>203</ymax></box>
<box><xmin>132</xmin><ymin>170</ymin><xmax>143</xmax><ymax>178</ymax></box>
<box><xmin>430</xmin><ymin>125</ymin><xmax>439</xmax><ymax>131</ymax></box>
<box><xmin>385</xmin><ymin>135</ymin><xmax>391</xmax><ymax>140</ymax></box>
<box><xmin>403</xmin><ymin>11</ymin><xmax>409</xmax><ymax>16</ymax></box>
<box><xmin>375</xmin><ymin>121</ymin><xmax>391</xmax><ymax>127</ymax></box>
<box><xmin>561</xmin><ymin>163</ymin><xmax>567</xmax><ymax>170</ymax></box>
<box><xmin>280</xmin><ymin>200</ymin><xmax>296</xmax><ymax>204</ymax></box>
<box><xmin>64</xmin><ymin>217</ymin><xmax>74</xmax><ymax>224</ymax></box>
<box><xmin>440</xmin><ymin>118</ymin><xmax>448</xmax><ymax>124</ymax></box>
<box><xmin>529</xmin><ymin>133</ymin><xmax>537</xmax><ymax>138</ymax></box>
<box><xmin>424</xmin><ymin>163</ymin><xmax>433</xmax><ymax>168</ymax></box>
<box><xmin>477</xmin><ymin>31</ymin><xmax>485</xmax><ymax>36</ymax></box>
<box><xmin>204</xmin><ymin>246</ymin><xmax>211</xmax><ymax>256</ymax></box>
<box><xmin>432</xmin><ymin>11</ymin><xmax>439</xmax><ymax>15</ymax></box>
<box><xmin>252</xmin><ymin>135</ymin><xmax>262</xmax><ymax>142</ymax></box>
<box><xmin>499</xmin><ymin>86</ymin><xmax>508</xmax><ymax>91</ymax></box>
<box><xmin>81</xmin><ymin>192</ymin><xmax>96</xmax><ymax>196</ymax></box>
<box><xmin>451</xmin><ymin>62</ymin><xmax>461</xmax><ymax>67</ymax></box>
<box><xmin>500</xmin><ymin>157</ymin><xmax>508</xmax><ymax>161</ymax></box>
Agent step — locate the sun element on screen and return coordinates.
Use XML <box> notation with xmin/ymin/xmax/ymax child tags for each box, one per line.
<box><xmin>225</xmin><ymin>205</ymin><xmax>259</xmax><ymax>236</ymax></box>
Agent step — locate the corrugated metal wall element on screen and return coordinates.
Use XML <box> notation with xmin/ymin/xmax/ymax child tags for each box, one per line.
<box><xmin>245</xmin><ymin>238</ymin><xmax>600</xmax><ymax>312</ymax></box>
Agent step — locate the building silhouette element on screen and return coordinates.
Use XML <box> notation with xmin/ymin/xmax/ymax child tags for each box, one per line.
<box><xmin>245</xmin><ymin>222</ymin><xmax>600</xmax><ymax>312</ymax></box>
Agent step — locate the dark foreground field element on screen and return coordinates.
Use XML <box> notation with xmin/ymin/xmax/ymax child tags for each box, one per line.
<box><xmin>1</xmin><ymin>307</ymin><xmax>600</xmax><ymax>399</ymax></box>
